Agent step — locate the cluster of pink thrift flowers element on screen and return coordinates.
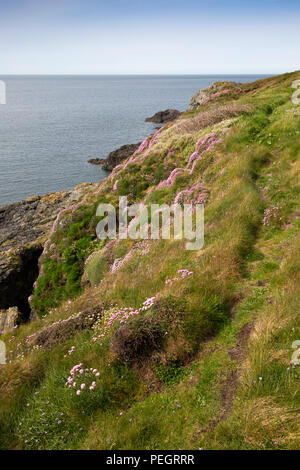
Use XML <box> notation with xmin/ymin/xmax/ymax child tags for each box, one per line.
<box><xmin>186</xmin><ymin>133</ymin><xmax>223</xmax><ymax>175</ymax></box>
<box><xmin>93</xmin><ymin>267</ymin><xmax>194</xmax><ymax>342</ymax></box>
<box><xmin>66</xmin><ymin>363</ymin><xmax>100</xmax><ymax>396</ymax></box>
<box><xmin>121</xmin><ymin>137</ymin><xmax>150</xmax><ymax>171</ymax></box>
<box><xmin>120</xmin><ymin>128</ymin><xmax>162</xmax><ymax>173</ymax></box>
<box><xmin>157</xmin><ymin>133</ymin><xmax>222</xmax><ymax>189</ymax></box>
<box><xmin>64</xmin><ymin>345</ymin><xmax>75</xmax><ymax>358</ymax></box>
<box><xmin>110</xmin><ymin>241</ymin><xmax>150</xmax><ymax>274</ymax></box>
<box><xmin>263</xmin><ymin>206</ymin><xmax>282</xmax><ymax>226</ymax></box>
<box><xmin>26</xmin><ymin>332</ymin><xmax>38</xmax><ymax>344</ymax></box>
<box><xmin>157</xmin><ymin>168</ymin><xmax>183</xmax><ymax>188</ymax></box>
<box><xmin>165</xmin><ymin>269</ymin><xmax>194</xmax><ymax>286</ymax></box>
<box><xmin>92</xmin><ymin>294</ymin><xmax>159</xmax><ymax>342</ymax></box>
<box><xmin>110</xmin><ymin>250</ymin><xmax>134</xmax><ymax>274</ymax></box>
<box><xmin>148</xmin><ymin>128</ymin><xmax>162</xmax><ymax>150</ymax></box>
<box><xmin>112</xmin><ymin>126</ymin><xmax>165</xmax><ymax>183</ymax></box>
<box><xmin>134</xmin><ymin>137</ymin><xmax>151</xmax><ymax>155</ymax></box>
<box><xmin>174</xmin><ymin>182</ymin><xmax>207</xmax><ymax>205</ymax></box>
<box><xmin>201</xmin><ymin>89</ymin><xmax>230</xmax><ymax>106</ymax></box>
<box><xmin>140</xmin><ymin>296</ymin><xmax>158</xmax><ymax>311</ymax></box>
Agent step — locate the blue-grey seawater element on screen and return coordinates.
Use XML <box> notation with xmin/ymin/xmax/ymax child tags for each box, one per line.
<box><xmin>0</xmin><ymin>75</ymin><xmax>270</xmax><ymax>206</ymax></box>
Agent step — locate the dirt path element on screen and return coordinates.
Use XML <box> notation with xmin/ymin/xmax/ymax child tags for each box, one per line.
<box><xmin>219</xmin><ymin>321</ymin><xmax>253</xmax><ymax>421</ymax></box>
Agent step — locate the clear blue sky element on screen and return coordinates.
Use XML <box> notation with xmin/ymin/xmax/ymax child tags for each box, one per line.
<box><xmin>0</xmin><ymin>0</ymin><xmax>299</xmax><ymax>74</ymax></box>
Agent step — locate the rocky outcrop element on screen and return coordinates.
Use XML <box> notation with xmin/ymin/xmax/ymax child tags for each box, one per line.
<box><xmin>145</xmin><ymin>109</ymin><xmax>182</xmax><ymax>123</ymax></box>
<box><xmin>88</xmin><ymin>110</ymin><xmax>182</xmax><ymax>171</ymax></box>
<box><xmin>0</xmin><ymin>307</ymin><xmax>19</xmax><ymax>334</ymax></box>
<box><xmin>88</xmin><ymin>142</ymin><xmax>141</xmax><ymax>171</ymax></box>
<box><xmin>189</xmin><ymin>81</ymin><xmax>242</xmax><ymax>109</ymax></box>
<box><xmin>0</xmin><ymin>184</ymin><xmax>96</xmax><ymax>322</ymax></box>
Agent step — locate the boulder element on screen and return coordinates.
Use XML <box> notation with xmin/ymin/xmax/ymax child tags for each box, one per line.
<box><xmin>88</xmin><ymin>142</ymin><xmax>141</xmax><ymax>171</ymax></box>
<box><xmin>145</xmin><ymin>109</ymin><xmax>182</xmax><ymax>124</ymax></box>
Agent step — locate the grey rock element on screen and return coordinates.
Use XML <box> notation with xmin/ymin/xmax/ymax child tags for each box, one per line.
<box><xmin>88</xmin><ymin>142</ymin><xmax>141</xmax><ymax>171</ymax></box>
<box><xmin>189</xmin><ymin>81</ymin><xmax>242</xmax><ymax>110</ymax></box>
<box><xmin>145</xmin><ymin>109</ymin><xmax>182</xmax><ymax>123</ymax></box>
<box><xmin>0</xmin><ymin>307</ymin><xmax>19</xmax><ymax>334</ymax></box>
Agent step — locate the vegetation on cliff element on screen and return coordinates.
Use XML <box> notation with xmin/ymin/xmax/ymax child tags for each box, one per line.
<box><xmin>0</xmin><ymin>71</ymin><xmax>299</xmax><ymax>450</ymax></box>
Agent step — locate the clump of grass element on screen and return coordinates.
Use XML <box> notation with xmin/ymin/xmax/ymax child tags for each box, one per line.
<box><xmin>172</xmin><ymin>104</ymin><xmax>250</xmax><ymax>136</ymax></box>
<box><xmin>111</xmin><ymin>315</ymin><xmax>165</xmax><ymax>363</ymax></box>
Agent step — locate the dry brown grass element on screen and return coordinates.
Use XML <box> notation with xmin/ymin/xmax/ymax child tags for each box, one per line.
<box><xmin>110</xmin><ymin>316</ymin><xmax>164</xmax><ymax>363</ymax></box>
<box><xmin>29</xmin><ymin>305</ymin><xmax>103</xmax><ymax>349</ymax></box>
<box><xmin>236</xmin><ymin>398</ymin><xmax>300</xmax><ymax>449</ymax></box>
<box><xmin>172</xmin><ymin>104</ymin><xmax>250</xmax><ymax>135</ymax></box>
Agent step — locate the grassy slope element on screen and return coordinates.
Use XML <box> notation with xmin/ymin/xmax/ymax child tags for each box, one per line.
<box><xmin>0</xmin><ymin>71</ymin><xmax>299</xmax><ymax>450</ymax></box>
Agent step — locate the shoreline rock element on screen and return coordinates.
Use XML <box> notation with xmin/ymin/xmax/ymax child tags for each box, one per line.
<box><xmin>145</xmin><ymin>109</ymin><xmax>182</xmax><ymax>123</ymax></box>
<box><xmin>88</xmin><ymin>142</ymin><xmax>141</xmax><ymax>171</ymax></box>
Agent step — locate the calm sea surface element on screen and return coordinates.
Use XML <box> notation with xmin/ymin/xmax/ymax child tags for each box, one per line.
<box><xmin>0</xmin><ymin>75</ymin><xmax>270</xmax><ymax>206</ymax></box>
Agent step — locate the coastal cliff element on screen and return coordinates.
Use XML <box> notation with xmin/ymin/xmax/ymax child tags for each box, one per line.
<box><xmin>0</xmin><ymin>184</ymin><xmax>96</xmax><ymax>323</ymax></box>
<box><xmin>0</xmin><ymin>72</ymin><xmax>299</xmax><ymax>451</ymax></box>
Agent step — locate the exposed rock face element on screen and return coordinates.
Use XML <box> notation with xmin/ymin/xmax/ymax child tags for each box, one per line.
<box><xmin>0</xmin><ymin>245</ymin><xmax>43</xmax><ymax>323</ymax></box>
<box><xmin>88</xmin><ymin>142</ymin><xmax>141</xmax><ymax>171</ymax></box>
<box><xmin>0</xmin><ymin>307</ymin><xmax>19</xmax><ymax>334</ymax></box>
<box><xmin>0</xmin><ymin>184</ymin><xmax>96</xmax><ymax>322</ymax></box>
<box><xmin>189</xmin><ymin>81</ymin><xmax>242</xmax><ymax>109</ymax></box>
<box><xmin>145</xmin><ymin>109</ymin><xmax>182</xmax><ymax>123</ymax></box>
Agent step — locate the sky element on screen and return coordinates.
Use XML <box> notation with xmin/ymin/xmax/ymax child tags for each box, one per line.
<box><xmin>0</xmin><ymin>0</ymin><xmax>299</xmax><ymax>74</ymax></box>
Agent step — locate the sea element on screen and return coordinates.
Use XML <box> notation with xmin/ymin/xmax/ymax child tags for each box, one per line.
<box><xmin>0</xmin><ymin>74</ymin><xmax>270</xmax><ymax>206</ymax></box>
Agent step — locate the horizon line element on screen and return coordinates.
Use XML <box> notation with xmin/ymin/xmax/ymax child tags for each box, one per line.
<box><xmin>0</xmin><ymin>72</ymin><xmax>278</xmax><ymax>77</ymax></box>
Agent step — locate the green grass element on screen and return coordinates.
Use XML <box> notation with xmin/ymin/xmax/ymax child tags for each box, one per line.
<box><xmin>1</xmin><ymin>71</ymin><xmax>300</xmax><ymax>450</ymax></box>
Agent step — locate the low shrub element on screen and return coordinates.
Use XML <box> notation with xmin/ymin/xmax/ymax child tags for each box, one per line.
<box><xmin>110</xmin><ymin>316</ymin><xmax>165</xmax><ymax>363</ymax></box>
